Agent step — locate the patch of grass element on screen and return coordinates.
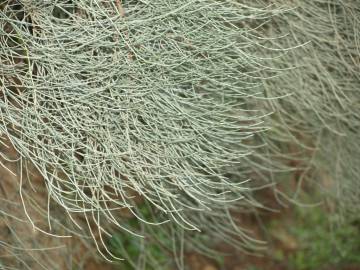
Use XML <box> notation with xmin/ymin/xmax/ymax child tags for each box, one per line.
<box><xmin>109</xmin><ymin>232</ymin><xmax>170</xmax><ymax>270</ymax></box>
<box><xmin>108</xmin><ymin>204</ymin><xmax>172</xmax><ymax>270</ymax></box>
<box><xmin>288</xmin><ymin>206</ymin><xmax>360</xmax><ymax>270</ymax></box>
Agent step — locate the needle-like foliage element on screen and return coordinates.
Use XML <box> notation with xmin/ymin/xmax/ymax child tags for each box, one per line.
<box><xmin>245</xmin><ymin>0</ymin><xmax>360</xmax><ymax>216</ymax></box>
<box><xmin>0</xmin><ymin>0</ymin><xmax>293</xmax><ymax>268</ymax></box>
<box><xmin>1</xmin><ymin>0</ymin><xmax>359</xmax><ymax>269</ymax></box>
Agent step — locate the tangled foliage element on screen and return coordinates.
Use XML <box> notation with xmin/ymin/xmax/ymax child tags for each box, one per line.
<box><xmin>1</xmin><ymin>0</ymin><xmax>359</xmax><ymax>269</ymax></box>
<box><xmin>252</xmin><ymin>0</ymin><xmax>360</xmax><ymax>214</ymax></box>
<box><xmin>0</xmin><ymin>141</ymin><xmax>95</xmax><ymax>270</ymax></box>
<box><xmin>0</xmin><ymin>0</ymin><xmax>292</xmax><ymax>268</ymax></box>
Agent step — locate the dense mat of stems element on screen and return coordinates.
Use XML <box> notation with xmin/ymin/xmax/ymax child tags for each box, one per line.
<box><xmin>252</xmin><ymin>0</ymin><xmax>360</xmax><ymax>214</ymax></box>
<box><xmin>0</xmin><ymin>0</ymin><xmax>292</xmax><ymax>268</ymax></box>
<box><xmin>1</xmin><ymin>0</ymin><xmax>359</xmax><ymax>269</ymax></box>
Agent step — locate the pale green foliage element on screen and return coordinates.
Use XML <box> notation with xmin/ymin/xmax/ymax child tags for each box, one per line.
<box><xmin>254</xmin><ymin>0</ymin><xmax>360</xmax><ymax>215</ymax></box>
<box><xmin>0</xmin><ymin>0</ymin><xmax>291</xmax><ymax>268</ymax></box>
<box><xmin>0</xmin><ymin>0</ymin><xmax>359</xmax><ymax>269</ymax></box>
